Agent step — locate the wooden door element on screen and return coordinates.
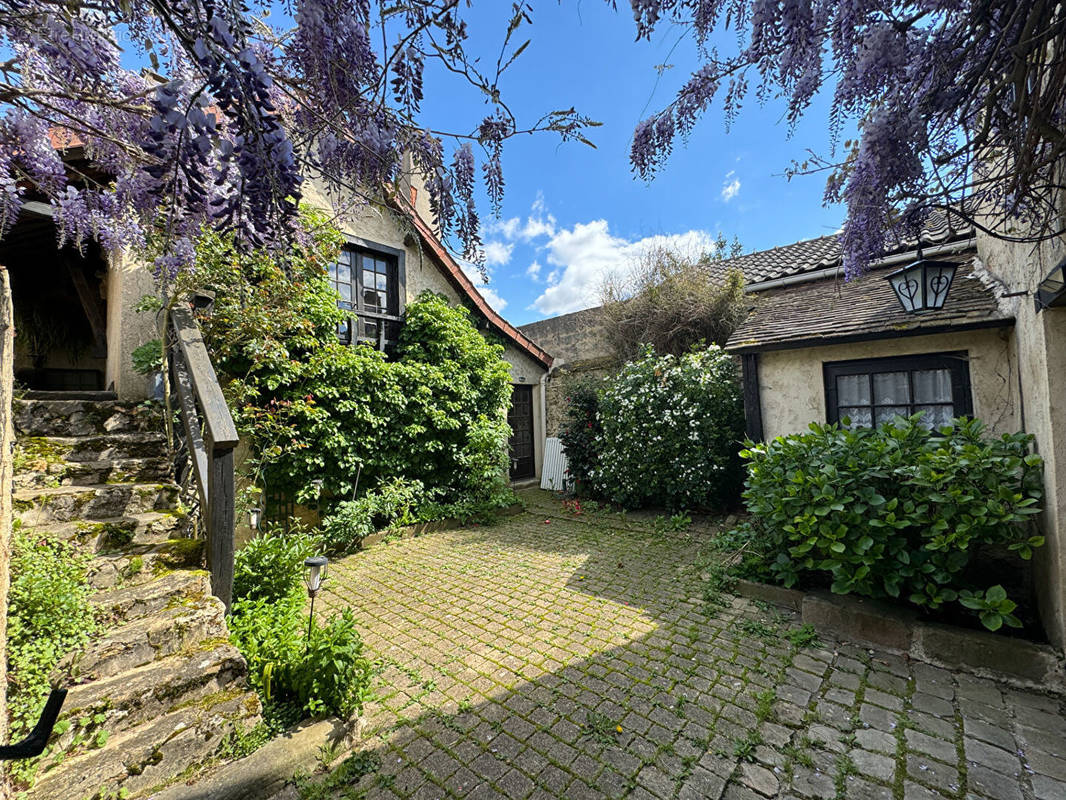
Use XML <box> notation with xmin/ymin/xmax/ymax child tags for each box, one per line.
<box><xmin>507</xmin><ymin>384</ymin><xmax>535</xmax><ymax>480</ymax></box>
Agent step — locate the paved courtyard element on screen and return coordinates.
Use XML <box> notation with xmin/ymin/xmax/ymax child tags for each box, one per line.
<box><xmin>316</xmin><ymin>490</ymin><xmax>1066</xmax><ymax>800</ymax></box>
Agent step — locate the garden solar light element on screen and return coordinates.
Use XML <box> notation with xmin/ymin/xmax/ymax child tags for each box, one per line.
<box><xmin>248</xmin><ymin>507</ymin><xmax>262</xmax><ymax>530</ymax></box>
<box><xmin>304</xmin><ymin>555</ymin><xmax>329</xmax><ymax>648</ymax></box>
<box><xmin>311</xmin><ymin>478</ymin><xmax>324</xmax><ymax>493</ymax></box>
<box><xmin>304</xmin><ymin>555</ymin><xmax>328</xmax><ymax>595</ymax></box>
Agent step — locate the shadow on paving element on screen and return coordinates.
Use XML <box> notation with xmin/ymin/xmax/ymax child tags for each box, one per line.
<box><xmin>287</xmin><ymin>494</ymin><xmax>1064</xmax><ymax>800</ymax></box>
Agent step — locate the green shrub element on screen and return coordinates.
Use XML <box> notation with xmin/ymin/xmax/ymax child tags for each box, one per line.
<box><xmin>233</xmin><ymin>527</ymin><xmax>320</xmax><ymax>605</ymax></box>
<box><xmin>418</xmin><ymin>478</ymin><xmax>517</xmax><ymax>525</ymax></box>
<box><xmin>591</xmin><ymin>346</ymin><xmax>744</xmax><ymax>510</ymax></box>
<box><xmin>558</xmin><ymin>379</ymin><xmax>602</xmax><ymax>494</ymax></box>
<box><xmin>319</xmin><ymin>477</ymin><xmax>429</xmax><ymax>555</ymax></box>
<box><xmin>228</xmin><ymin>593</ymin><xmax>305</xmax><ymax>704</ymax></box>
<box><xmin>7</xmin><ymin>531</ymin><xmax>96</xmax><ymax>744</ymax></box>
<box><xmin>182</xmin><ymin>215</ymin><xmax>512</xmax><ymax>509</ymax></box>
<box><xmin>291</xmin><ymin>609</ymin><xmax>374</xmax><ymax>717</ymax></box>
<box><xmin>130</xmin><ymin>339</ymin><xmax>163</xmax><ymax>375</ymax></box>
<box><xmin>741</xmin><ymin>415</ymin><xmax>1044</xmax><ymax>629</ymax></box>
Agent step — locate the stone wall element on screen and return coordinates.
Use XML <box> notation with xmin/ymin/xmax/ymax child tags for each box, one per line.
<box><xmin>519</xmin><ymin>307</ymin><xmax>612</xmax><ymax>366</ymax></box>
<box><xmin>542</xmin><ymin>359</ymin><xmax>614</xmax><ymax>438</ymax></box>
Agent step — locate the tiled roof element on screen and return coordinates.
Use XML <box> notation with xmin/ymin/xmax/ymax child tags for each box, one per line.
<box><xmin>709</xmin><ymin>209</ymin><xmax>974</xmax><ymax>286</ymax></box>
<box><xmin>725</xmin><ymin>253</ymin><xmax>1012</xmax><ymax>353</ymax></box>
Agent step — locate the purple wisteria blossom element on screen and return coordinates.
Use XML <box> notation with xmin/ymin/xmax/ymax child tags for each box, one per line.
<box><xmin>0</xmin><ymin>0</ymin><xmax>597</xmax><ymax>278</ymax></box>
<box><xmin>625</xmin><ymin>0</ymin><xmax>1066</xmax><ymax>276</ymax></box>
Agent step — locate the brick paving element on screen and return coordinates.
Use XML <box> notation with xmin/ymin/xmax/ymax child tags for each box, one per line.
<box><xmin>317</xmin><ymin>490</ymin><xmax>1066</xmax><ymax>799</ymax></box>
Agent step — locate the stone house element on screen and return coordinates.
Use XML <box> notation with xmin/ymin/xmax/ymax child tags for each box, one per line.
<box><xmin>722</xmin><ymin>211</ymin><xmax>1066</xmax><ymax>648</ymax></box>
<box><xmin>1</xmin><ymin>167</ymin><xmax>553</xmax><ymax>486</ymax></box>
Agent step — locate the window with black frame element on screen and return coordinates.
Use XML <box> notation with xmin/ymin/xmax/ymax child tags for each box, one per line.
<box><xmin>327</xmin><ymin>245</ymin><xmax>402</xmax><ymax>349</ymax></box>
<box><xmin>823</xmin><ymin>352</ymin><xmax>973</xmax><ymax>429</ymax></box>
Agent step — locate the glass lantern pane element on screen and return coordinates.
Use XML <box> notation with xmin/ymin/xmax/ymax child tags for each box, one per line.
<box><xmin>837</xmin><ymin>374</ymin><xmax>871</xmax><ymax>405</ymax></box>
<box><xmin>873</xmin><ymin>372</ymin><xmax>910</xmax><ymax>404</ymax></box>
<box><xmin>925</xmin><ymin>263</ymin><xmax>955</xmax><ymax>308</ymax></box>
<box><xmin>889</xmin><ymin>269</ymin><xmax>922</xmax><ymax>312</ymax></box>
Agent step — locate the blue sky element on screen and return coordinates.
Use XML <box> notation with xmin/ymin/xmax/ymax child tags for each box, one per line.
<box><xmin>418</xmin><ymin>2</ymin><xmax>848</xmax><ymax>325</ymax></box>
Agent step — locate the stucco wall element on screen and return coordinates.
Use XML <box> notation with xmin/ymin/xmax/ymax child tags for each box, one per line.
<box><xmin>976</xmin><ymin>230</ymin><xmax>1066</xmax><ymax>647</ymax></box>
<box><xmin>757</xmin><ymin>327</ymin><xmax>1019</xmax><ymax>441</ymax></box>
<box><xmin>105</xmin><ymin>249</ymin><xmax>159</xmax><ymax>400</ymax></box>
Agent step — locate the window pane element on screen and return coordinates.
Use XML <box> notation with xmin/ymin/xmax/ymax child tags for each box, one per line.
<box><xmin>363</xmin><ymin>269</ymin><xmax>375</xmax><ymax>289</ymax></box>
<box><xmin>874</xmin><ymin>406</ymin><xmax>910</xmax><ymax>426</ymax></box>
<box><xmin>913</xmin><ymin>369</ymin><xmax>952</xmax><ymax>403</ymax></box>
<box><xmin>873</xmin><ymin>372</ymin><xmax>910</xmax><ymax>404</ymax></box>
<box><xmin>839</xmin><ymin>407</ymin><xmax>873</xmax><ymax>427</ymax></box>
<box><xmin>916</xmin><ymin>404</ymin><xmax>954</xmax><ymax>428</ymax></box>
<box><xmin>363</xmin><ymin>320</ymin><xmax>379</xmax><ymax>338</ymax></box>
<box><xmin>337</xmin><ymin>262</ymin><xmax>351</xmax><ymax>284</ymax></box>
<box><xmin>337</xmin><ymin>300</ymin><xmax>351</xmax><ymax>311</ymax></box>
<box><xmin>837</xmin><ymin>374</ymin><xmax>870</xmax><ymax>405</ymax></box>
<box><xmin>363</xmin><ymin>289</ymin><xmax>382</xmax><ymax>310</ymax></box>
<box><xmin>338</xmin><ymin>283</ymin><xmax>351</xmax><ymax>301</ymax></box>
<box><xmin>376</xmin><ymin>272</ymin><xmax>388</xmax><ymax>290</ymax></box>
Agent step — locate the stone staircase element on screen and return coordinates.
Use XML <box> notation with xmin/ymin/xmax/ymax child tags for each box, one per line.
<box><xmin>11</xmin><ymin>393</ymin><xmax>261</xmax><ymax>800</ymax></box>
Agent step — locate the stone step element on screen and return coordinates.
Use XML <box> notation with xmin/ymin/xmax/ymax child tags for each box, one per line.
<box><xmin>14</xmin><ymin>398</ymin><xmax>162</xmax><ymax>437</ymax></box>
<box><xmin>21</xmin><ymin>390</ymin><xmax>118</xmax><ymax>401</ymax></box>
<box><xmin>59</xmin><ymin>642</ymin><xmax>249</xmax><ymax>746</ymax></box>
<box><xmin>23</xmin><ymin>511</ymin><xmax>189</xmax><ymax>552</ymax></box>
<box><xmin>14</xmin><ymin>483</ymin><xmax>182</xmax><ymax>526</ymax></box>
<box><xmin>92</xmin><ymin>570</ymin><xmax>211</xmax><ymax>626</ymax></box>
<box><xmin>87</xmin><ymin>539</ymin><xmax>205</xmax><ymax>592</ymax></box>
<box><xmin>25</xmin><ymin>688</ymin><xmax>260</xmax><ymax>800</ymax></box>
<box><xmin>13</xmin><ymin>456</ymin><xmax>172</xmax><ymax>489</ymax></box>
<box><xmin>69</xmin><ymin>593</ymin><xmax>227</xmax><ymax>681</ymax></box>
<box><xmin>28</xmin><ymin>432</ymin><xmax>170</xmax><ymax>463</ymax></box>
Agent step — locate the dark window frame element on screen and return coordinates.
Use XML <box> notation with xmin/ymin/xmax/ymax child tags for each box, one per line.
<box><xmin>823</xmin><ymin>351</ymin><xmax>973</xmax><ymax>427</ymax></box>
<box><xmin>329</xmin><ymin>236</ymin><xmax>406</xmax><ymax>350</ymax></box>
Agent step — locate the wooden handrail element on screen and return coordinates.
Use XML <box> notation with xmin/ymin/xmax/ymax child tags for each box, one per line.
<box><xmin>170</xmin><ymin>306</ymin><xmax>239</xmax><ymax>448</ymax></box>
<box><xmin>167</xmin><ymin>304</ymin><xmax>238</xmax><ymax>610</ymax></box>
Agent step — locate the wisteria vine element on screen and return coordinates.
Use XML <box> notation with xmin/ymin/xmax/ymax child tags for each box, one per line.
<box><xmin>0</xmin><ymin>0</ymin><xmax>597</xmax><ymax>280</ymax></box>
<box><xmin>626</xmin><ymin>0</ymin><xmax>1066</xmax><ymax>275</ymax></box>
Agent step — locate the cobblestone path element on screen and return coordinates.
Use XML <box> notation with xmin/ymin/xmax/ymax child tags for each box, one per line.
<box><xmin>316</xmin><ymin>490</ymin><xmax>1066</xmax><ymax>800</ymax></box>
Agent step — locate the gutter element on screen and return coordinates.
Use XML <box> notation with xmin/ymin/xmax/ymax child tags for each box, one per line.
<box><xmin>743</xmin><ymin>238</ymin><xmax>977</xmax><ymax>293</ymax></box>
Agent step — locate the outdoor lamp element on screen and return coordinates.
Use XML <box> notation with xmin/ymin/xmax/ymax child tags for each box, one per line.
<box><xmin>886</xmin><ymin>258</ymin><xmax>958</xmax><ymax>313</ymax></box>
<box><xmin>304</xmin><ymin>555</ymin><xmax>328</xmax><ymax>648</ymax></box>
<box><xmin>248</xmin><ymin>507</ymin><xmax>262</xmax><ymax>530</ymax></box>
<box><xmin>304</xmin><ymin>555</ymin><xmax>328</xmax><ymax>596</ymax></box>
<box><xmin>311</xmin><ymin>478</ymin><xmax>324</xmax><ymax>493</ymax></box>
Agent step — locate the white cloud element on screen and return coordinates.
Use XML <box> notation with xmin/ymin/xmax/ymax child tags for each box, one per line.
<box><xmin>457</xmin><ymin>258</ymin><xmax>508</xmax><ymax>312</ymax></box>
<box><xmin>482</xmin><ymin>240</ymin><xmax>514</xmax><ymax>267</ymax></box>
<box><xmin>477</xmin><ymin>286</ymin><xmax>508</xmax><ymax>311</ymax></box>
<box><xmin>721</xmin><ymin>171</ymin><xmax>741</xmax><ymax>202</ymax></box>
<box><xmin>526</xmin><ymin>260</ymin><xmax>542</xmax><ymax>281</ymax></box>
<box><xmin>531</xmin><ymin>221</ymin><xmax>719</xmax><ymax>316</ymax></box>
<box><xmin>486</xmin><ymin>193</ymin><xmax>556</xmax><ymax>242</ymax></box>
<box><xmin>484</xmin><ymin>216</ymin><xmax>520</xmax><ymax>239</ymax></box>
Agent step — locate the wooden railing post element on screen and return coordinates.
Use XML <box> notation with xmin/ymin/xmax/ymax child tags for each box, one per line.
<box><xmin>207</xmin><ymin>445</ymin><xmax>235</xmax><ymax>610</ymax></box>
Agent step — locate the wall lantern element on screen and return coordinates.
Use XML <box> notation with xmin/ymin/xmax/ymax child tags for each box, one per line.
<box><xmin>1036</xmin><ymin>257</ymin><xmax>1066</xmax><ymax>311</ymax></box>
<box><xmin>248</xmin><ymin>507</ymin><xmax>263</xmax><ymax>530</ymax></box>
<box><xmin>304</xmin><ymin>555</ymin><xmax>328</xmax><ymax>646</ymax></box>
<box><xmin>885</xmin><ymin>259</ymin><xmax>958</xmax><ymax>313</ymax></box>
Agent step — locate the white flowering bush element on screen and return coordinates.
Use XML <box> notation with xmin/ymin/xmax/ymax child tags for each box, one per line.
<box><xmin>591</xmin><ymin>346</ymin><xmax>745</xmax><ymax>510</ymax></box>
